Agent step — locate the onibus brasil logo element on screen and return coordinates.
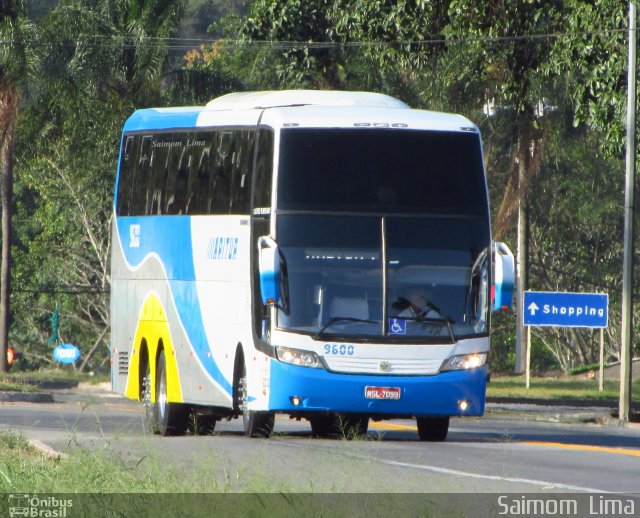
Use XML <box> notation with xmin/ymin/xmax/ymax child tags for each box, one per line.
<box><xmin>8</xmin><ymin>494</ymin><xmax>73</xmax><ymax>517</ymax></box>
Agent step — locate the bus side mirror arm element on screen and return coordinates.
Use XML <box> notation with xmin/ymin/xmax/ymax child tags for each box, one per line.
<box><xmin>492</xmin><ymin>241</ymin><xmax>515</xmax><ymax>312</ymax></box>
<box><xmin>258</xmin><ymin>236</ymin><xmax>281</xmax><ymax>306</ymax></box>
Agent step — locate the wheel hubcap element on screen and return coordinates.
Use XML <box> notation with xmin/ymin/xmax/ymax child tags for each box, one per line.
<box><xmin>158</xmin><ymin>370</ymin><xmax>167</xmax><ymax>419</ymax></box>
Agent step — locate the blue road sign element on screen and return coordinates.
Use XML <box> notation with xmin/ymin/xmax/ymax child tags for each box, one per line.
<box><xmin>523</xmin><ymin>291</ymin><xmax>608</xmax><ymax>328</ymax></box>
<box><xmin>53</xmin><ymin>343</ymin><xmax>81</xmax><ymax>364</ymax></box>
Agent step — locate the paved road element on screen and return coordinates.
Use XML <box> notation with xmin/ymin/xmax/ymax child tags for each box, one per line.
<box><xmin>1</xmin><ymin>386</ymin><xmax>639</xmax><ymax>495</ymax></box>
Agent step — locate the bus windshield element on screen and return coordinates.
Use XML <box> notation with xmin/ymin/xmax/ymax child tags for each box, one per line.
<box><xmin>277</xmin><ymin>128</ymin><xmax>487</xmax><ymax>216</ymax></box>
<box><xmin>274</xmin><ymin>128</ymin><xmax>490</xmax><ymax>341</ymax></box>
<box><xmin>276</xmin><ymin>215</ymin><xmax>490</xmax><ymax>341</ymax></box>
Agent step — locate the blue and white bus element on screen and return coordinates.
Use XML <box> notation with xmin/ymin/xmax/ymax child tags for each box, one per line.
<box><xmin>110</xmin><ymin>90</ymin><xmax>514</xmax><ymax>440</ymax></box>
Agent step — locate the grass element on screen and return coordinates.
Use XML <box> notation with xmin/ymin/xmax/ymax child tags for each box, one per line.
<box><xmin>0</xmin><ymin>430</ymin><xmax>233</xmax><ymax>494</ymax></box>
<box><xmin>0</xmin><ymin>431</ymin><xmax>441</xmax><ymax>516</ymax></box>
<box><xmin>487</xmin><ymin>375</ymin><xmax>640</xmax><ymax>401</ymax></box>
<box><xmin>0</xmin><ymin>378</ymin><xmax>40</xmax><ymax>393</ymax></box>
<box><xmin>0</xmin><ymin>368</ymin><xmax>109</xmax><ymax>392</ymax></box>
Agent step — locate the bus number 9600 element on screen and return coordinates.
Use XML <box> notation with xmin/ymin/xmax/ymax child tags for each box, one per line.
<box><xmin>324</xmin><ymin>344</ymin><xmax>354</xmax><ymax>356</ymax></box>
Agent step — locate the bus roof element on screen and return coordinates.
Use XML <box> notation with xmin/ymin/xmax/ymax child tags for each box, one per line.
<box><xmin>123</xmin><ymin>91</ymin><xmax>477</xmax><ymax>134</ymax></box>
<box><xmin>205</xmin><ymin>90</ymin><xmax>409</xmax><ymax>110</ymax></box>
<box><xmin>123</xmin><ymin>106</ymin><xmax>205</xmax><ymax>133</ymax></box>
<box><xmin>256</xmin><ymin>105</ymin><xmax>476</xmax><ymax>132</ymax></box>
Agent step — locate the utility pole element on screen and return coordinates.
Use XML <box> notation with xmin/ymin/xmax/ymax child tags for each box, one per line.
<box><xmin>515</xmin><ymin>137</ymin><xmax>529</xmax><ymax>374</ymax></box>
<box><xmin>620</xmin><ymin>0</ymin><xmax>637</xmax><ymax>423</ymax></box>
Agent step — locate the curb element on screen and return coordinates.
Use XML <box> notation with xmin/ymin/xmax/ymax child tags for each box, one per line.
<box><xmin>28</xmin><ymin>439</ymin><xmax>68</xmax><ymax>459</ymax></box>
<box><xmin>0</xmin><ymin>391</ymin><xmax>54</xmax><ymax>403</ymax></box>
<box><xmin>486</xmin><ymin>396</ymin><xmax>631</xmax><ymax>409</ymax></box>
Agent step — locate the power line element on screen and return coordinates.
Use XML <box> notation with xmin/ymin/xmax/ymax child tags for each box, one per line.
<box><xmin>13</xmin><ymin>286</ymin><xmax>108</xmax><ymax>294</ymax></box>
<box><xmin>0</xmin><ymin>27</ymin><xmax>630</xmax><ymax>52</ymax></box>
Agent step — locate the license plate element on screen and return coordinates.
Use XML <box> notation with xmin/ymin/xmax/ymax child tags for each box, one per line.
<box><xmin>365</xmin><ymin>386</ymin><xmax>401</xmax><ymax>400</ymax></box>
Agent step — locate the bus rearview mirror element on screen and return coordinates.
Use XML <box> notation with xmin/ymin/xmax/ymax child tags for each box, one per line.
<box><xmin>492</xmin><ymin>242</ymin><xmax>515</xmax><ymax>312</ymax></box>
<box><xmin>258</xmin><ymin>236</ymin><xmax>281</xmax><ymax>306</ymax></box>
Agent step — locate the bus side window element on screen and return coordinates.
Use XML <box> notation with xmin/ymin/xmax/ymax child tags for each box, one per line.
<box><xmin>130</xmin><ymin>136</ymin><xmax>152</xmax><ymax>215</ymax></box>
<box><xmin>210</xmin><ymin>131</ymin><xmax>235</xmax><ymax>214</ymax></box>
<box><xmin>145</xmin><ymin>148</ymin><xmax>157</xmax><ymax>214</ymax></box>
<box><xmin>163</xmin><ymin>143</ymin><xmax>177</xmax><ymax>214</ymax></box>
<box><xmin>230</xmin><ymin>130</ymin><xmax>254</xmax><ymax>214</ymax></box>
<box><xmin>116</xmin><ymin>135</ymin><xmax>136</xmax><ymax>215</ymax></box>
<box><xmin>183</xmin><ymin>148</ymin><xmax>197</xmax><ymax>214</ymax></box>
<box><xmin>174</xmin><ymin>146</ymin><xmax>191</xmax><ymax>214</ymax></box>
<box><xmin>252</xmin><ymin>128</ymin><xmax>273</xmax><ymax>212</ymax></box>
<box><xmin>191</xmin><ymin>133</ymin><xmax>213</xmax><ymax>214</ymax></box>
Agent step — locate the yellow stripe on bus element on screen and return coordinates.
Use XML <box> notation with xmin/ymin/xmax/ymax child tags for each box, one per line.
<box><xmin>124</xmin><ymin>293</ymin><xmax>183</xmax><ymax>403</ymax></box>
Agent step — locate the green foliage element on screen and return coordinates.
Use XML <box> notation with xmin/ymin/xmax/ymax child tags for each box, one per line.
<box><xmin>447</xmin><ymin>0</ymin><xmax>562</xmax><ymax>118</ymax></box>
<box><xmin>549</xmin><ymin>0</ymin><xmax>628</xmax><ymax>158</ymax></box>
<box><xmin>170</xmin><ymin>44</ymin><xmax>247</xmax><ymax>104</ymax></box>
<box><xmin>8</xmin><ymin>0</ymin><xmax>188</xmax><ymax>371</ymax></box>
<box><xmin>1</xmin><ymin>0</ymin><xmax>637</xmax><ymax>376</ymax></box>
<box><xmin>489</xmin><ymin>312</ymin><xmax>516</xmax><ymax>374</ymax></box>
<box><xmin>238</xmin><ymin>0</ymin><xmax>346</xmax><ymax>88</ymax></box>
<box><xmin>487</xmin><ymin>375</ymin><xmax>628</xmax><ymax>401</ymax></box>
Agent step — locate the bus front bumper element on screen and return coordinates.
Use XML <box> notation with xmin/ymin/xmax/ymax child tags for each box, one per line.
<box><xmin>268</xmin><ymin>361</ymin><xmax>487</xmax><ymax>417</ymax></box>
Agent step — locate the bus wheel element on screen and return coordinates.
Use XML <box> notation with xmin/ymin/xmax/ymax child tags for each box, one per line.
<box><xmin>141</xmin><ymin>361</ymin><xmax>158</xmax><ymax>434</ymax></box>
<box><xmin>310</xmin><ymin>414</ymin><xmax>368</xmax><ymax>439</ymax></box>
<box><xmin>239</xmin><ymin>363</ymin><xmax>274</xmax><ymax>438</ymax></box>
<box><xmin>155</xmin><ymin>349</ymin><xmax>188</xmax><ymax>436</ymax></box>
<box><xmin>416</xmin><ymin>416</ymin><xmax>449</xmax><ymax>442</ymax></box>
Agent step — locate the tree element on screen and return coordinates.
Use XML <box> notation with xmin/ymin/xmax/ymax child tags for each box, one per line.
<box><xmin>39</xmin><ymin>0</ymin><xmax>186</xmax><ymax>106</ymax></box>
<box><xmin>9</xmin><ymin>0</ymin><xmax>188</xmax><ymax>371</ymax></box>
<box><xmin>231</xmin><ymin>0</ymin><xmax>452</xmax><ymax>99</ymax></box>
<box><xmin>528</xmin><ymin>119</ymin><xmax>623</xmax><ymax>370</ymax></box>
<box><xmin>237</xmin><ymin>0</ymin><xmax>345</xmax><ymax>89</ymax></box>
<box><xmin>445</xmin><ymin>0</ymin><xmax>565</xmax><ymax>372</ymax></box>
<box><xmin>549</xmin><ymin>0</ymin><xmax>628</xmax><ymax>158</ymax></box>
<box><xmin>0</xmin><ymin>0</ymin><xmax>36</xmax><ymax>373</ymax></box>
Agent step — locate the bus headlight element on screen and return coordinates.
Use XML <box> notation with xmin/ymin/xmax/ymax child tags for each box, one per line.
<box><xmin>440</xmin><ymin>353</ymin><xmax>487</xmax><ymax>372</ymax></box>
<box><xmin>276</xmin><ymin>346</ymin><xmax>321</xmax><ymax>368</ymax></box>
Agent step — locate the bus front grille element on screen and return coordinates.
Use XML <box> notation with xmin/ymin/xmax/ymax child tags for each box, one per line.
<box><xmin>324</xmin><ymin>357</ymin><xmax>442</xmax><ymax>375</ymax></box>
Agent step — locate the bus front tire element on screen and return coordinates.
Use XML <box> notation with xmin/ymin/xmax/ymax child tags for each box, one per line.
<box><xmin>243</xmin><ymin>410</ymin><xmax>275</xmax><ymax>438</ymax></box>
<box><xmin>155</xmin><ymin>349</ymin><xmax>188</xmax><ymax>436</ymax></box>
<box><xmin>416</xmin><ymin>416</ymin><xmax>449</xmax><ymax>442</ymax></box>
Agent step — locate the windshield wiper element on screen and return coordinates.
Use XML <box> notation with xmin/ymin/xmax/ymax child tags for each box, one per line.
<box><xmin>397</xmin><ymin>315</ymin><xmax>456</xmax><ymax>344</ymax></box>
<box><xmin>314</xmin><ymin>316</ymin><xmax>379</xmax><ymax>340</ymax></box>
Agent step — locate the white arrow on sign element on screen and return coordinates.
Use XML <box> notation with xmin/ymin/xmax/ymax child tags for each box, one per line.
<box><xmin>528</xmin><ymin>302</ymin><xmax>540</xmax><ymax>316</ymax></box>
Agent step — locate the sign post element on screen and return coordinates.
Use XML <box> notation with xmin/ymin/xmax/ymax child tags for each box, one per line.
<box><xmin>523</xmin><ymin>291</ymin><xmax>608</xmax><ymax>388</ymax></box>
<box><xmin>599</xmin><ymin>328</ymin><xmax>605</xmax><ymax>392</ymax></box>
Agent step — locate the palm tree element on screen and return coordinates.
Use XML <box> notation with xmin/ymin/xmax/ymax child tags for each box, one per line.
<box><xmin>0</xmin><ymin>1</ymin><xmax>35</xmax><ymax>373</ymax></box>
<box><xmin>100</xmin><ymin>0</ymin><xmax>186</xmax><ymax>105</ymax></box>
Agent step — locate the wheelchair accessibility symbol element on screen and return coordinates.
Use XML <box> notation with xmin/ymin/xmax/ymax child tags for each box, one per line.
<box><xmin>389</xmin><ymin>318</ymin><xmax>406</xmax><ymax>335</ymax></box>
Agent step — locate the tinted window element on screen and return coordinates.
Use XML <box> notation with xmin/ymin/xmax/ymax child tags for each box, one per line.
<box><xmin>252</xmin><ymin>129</ymin><xmax>274</xmax><ymax>214</ymax></box>
<box><xmin>230</xmin><ymin>131</ymin><xmax>255</xmax><ymax>214</ymax></box>
<box><xmin>116</xmin><ymin>129</ymin><xmax>255</xmax><ymax>216</ymax></box>
<box><xmin>277</xmin><ymin>129</ymin><xmax>487</xmax><ymax>215</ymax></box>
<box><xmin>275</xmin><ymin>214</ymin><xmax>490</xmax><ymax>339</ymax></box>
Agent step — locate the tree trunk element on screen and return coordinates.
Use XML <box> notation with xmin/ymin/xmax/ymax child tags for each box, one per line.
<box><xmin>514</xmin><ymin>140</ymin><xmax>528</xmax><ymax>374</ymax></box>
<box><xmin>79</xmin><ymin>324</ymin><xmax>109</xmax><ymax>372</ymax></box>
<box><xmin>0</xmin><ymin>80</ymin><xmax>17</xmax><ymax>374</ymax></box>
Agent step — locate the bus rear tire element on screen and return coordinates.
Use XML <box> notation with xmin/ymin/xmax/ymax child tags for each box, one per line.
<box><xmin>155</xmin><ymin>349</ymin><xmax>188</xmax><ymax>436</ymax></box>
<box><xmin>141</xmin><ymin>361</ymin><xmax>158</xmax><ymax>434</ymax></box>
<box><xmin>238</xmin><ymin>362</ymin><xmax>274</xmax><ymax>438</ymax></box>
<box><xmin>416</xmin><ymin>416</ymin><xmax>449</xmax><ymax>442</ymax></box>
